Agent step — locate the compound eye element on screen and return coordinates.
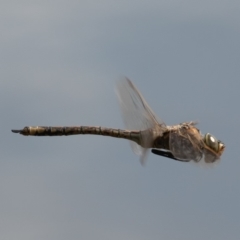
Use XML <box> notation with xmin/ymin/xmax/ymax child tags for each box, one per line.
<box><xmin>204</xmin><ymin>133</ymin><xmax>219</xmax><ymax>152</ymax></box>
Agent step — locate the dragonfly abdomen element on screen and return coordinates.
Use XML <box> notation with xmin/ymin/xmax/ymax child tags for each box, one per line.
<box><xmin>12</xmin><ymin>126</ymin><xmax>141</xmax><ymax>144</ymax></box>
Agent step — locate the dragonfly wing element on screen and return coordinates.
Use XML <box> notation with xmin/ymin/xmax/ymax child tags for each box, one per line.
<box><xmin>203</xmin><ymin>148</ymin><xmax>219</xmax><ymax>163</ymax></box>
<box><xmin>116</xmin><ymin>78</ymin><xmax>166</xmax><ymax>160</ymax></box>
<box><xmin>169</xmin><ymin>125</ymin><xmax>204</xmax><ymax>162</ymax></box>
<box><xmin>139</xmin><ymin>148</ymin><xmax>149</xmax><ymax>166</ymax></box>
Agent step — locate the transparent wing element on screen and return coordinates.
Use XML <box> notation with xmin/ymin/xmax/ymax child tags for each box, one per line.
<box><xmin>169</xmin><ymin>125</ymin><xmax>204</xmax><ymax>162</ymax></box>
<box><xmin>203</xmin><ymin>148</ymin><xmax>219</xmax><ymax>163</ymax></box>
<box><xmin>116</xmin><ymin>78</ymin><xmax>166</xmax><ymax>163</ymax></box>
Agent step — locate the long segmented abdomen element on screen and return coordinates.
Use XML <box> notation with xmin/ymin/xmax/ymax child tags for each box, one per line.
<box><xmin>12</xmin><ymin>126</ymin><xmax>141</xmax><ymax>145</ymax></box>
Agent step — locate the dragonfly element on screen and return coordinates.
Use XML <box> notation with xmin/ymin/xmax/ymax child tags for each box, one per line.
<box><xmin>12</xmin><ymin>78</ymin><xmax>225</xmax><ymax>164</ymax></box>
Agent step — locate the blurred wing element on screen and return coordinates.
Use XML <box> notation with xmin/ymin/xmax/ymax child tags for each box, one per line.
<box><xmin>169</xmin><ymin>125</ymin><xmax>204</xmax><ymax>162</ymax></box>
<box><xmin>203</xmin><ymin>147</ymin><xmax>219</xmax><ymax>163</ymax></box>
<box><xmin>116</xmin><ymin>78</ymin><xmax>166</xmax><ymax>163</ymax></box>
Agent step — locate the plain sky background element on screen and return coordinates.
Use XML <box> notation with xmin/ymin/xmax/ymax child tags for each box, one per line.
<box><xmin>1</xmin><ymin>1</ymin><xmax>240</xmax><ymax>239</ymax></box>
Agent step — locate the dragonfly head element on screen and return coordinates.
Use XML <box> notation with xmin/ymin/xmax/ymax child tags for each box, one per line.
<box><xmin>203</xmin><ymin>133</ymin><xmax>225</xmax><ymax>156</ymax></box>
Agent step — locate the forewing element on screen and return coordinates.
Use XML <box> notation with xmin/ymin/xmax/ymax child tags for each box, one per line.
<box><xmin>203</xmin><ymin>147</ymin><xmax>219</xmax><ymax>163</ymax></box>
<box><xmin>116</xmin><ymin>78</ymin><xmax>166</xmax><ymax>163</ymax></box>
<box><xmin>169</xmin><ymin>125</ymin><xmax>203</xmax><ymax>162</ymax></box>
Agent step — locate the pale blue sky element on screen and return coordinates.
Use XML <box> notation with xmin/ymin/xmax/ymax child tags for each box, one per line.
<box><xmin>1</xmin><ymin>1</ymin><xmax>240</xmax><ymax>239</ymax></box>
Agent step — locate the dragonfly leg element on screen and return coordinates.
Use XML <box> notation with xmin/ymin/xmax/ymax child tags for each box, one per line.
<box><xmin>151</xmin><ymin>149</ymin><xmax>188</xmax><ymax>162</ymax></box>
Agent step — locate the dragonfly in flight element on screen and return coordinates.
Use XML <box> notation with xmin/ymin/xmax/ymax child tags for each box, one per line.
<box><xmin>12</xmin><ymin>78</ymin><xmax>225</xmax><ymax>164</ymax></box>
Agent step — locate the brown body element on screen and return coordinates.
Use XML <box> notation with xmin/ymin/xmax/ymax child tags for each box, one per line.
<box><xmin>12</xmin><ymin>125</ymin><xmax>171</xmax><ymax>151</ymax></box>
<box><xmin>12</xmin><ymin>123</ymin><xmax>224</xmax><ymax>163</ymax></box>
<box><xmin>12</xmin><ymin>126</ymin><xmax>142</xmax><ymax>145</ymax></box>
<box><xmin>12</xmin><ymin>79</ymin><xmax>225</xmax><ymax>163</ymax></box>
